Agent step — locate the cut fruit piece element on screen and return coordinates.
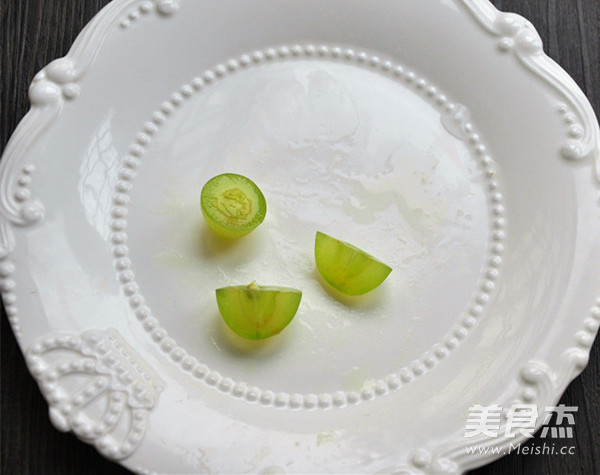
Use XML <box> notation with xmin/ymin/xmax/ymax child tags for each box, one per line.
<box><xmin>315</xmin><ymin>231</ymin><xmax>392</xmax><ymax>296</ymax></box>
<box><xmin>216</xmin><ymin>282</ymin><xmax>302</xmax><ymax>340</ymax></box>
<box><xmin>201</xmin><ymin>173</ymin><xmax>266</xmax><ymax>239</ymax></box>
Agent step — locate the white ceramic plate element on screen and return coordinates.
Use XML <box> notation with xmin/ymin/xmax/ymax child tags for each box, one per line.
<box><xmin>2</xmin><ymin>1</ymin><xmax>599</xmax><ymax>473</ymax></box>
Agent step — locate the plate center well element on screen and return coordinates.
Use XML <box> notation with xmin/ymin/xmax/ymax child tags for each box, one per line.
<box><xmin>125</xmin><ymin>57</ymin><xmax>492</xmax><ymax>396</ymax></box>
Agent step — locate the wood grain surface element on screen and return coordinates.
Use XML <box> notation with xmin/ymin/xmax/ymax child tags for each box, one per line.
<box><xmin>1</xmin><ymin>1</ymin><xmax>599</xmax><ymax>474</ymax></box>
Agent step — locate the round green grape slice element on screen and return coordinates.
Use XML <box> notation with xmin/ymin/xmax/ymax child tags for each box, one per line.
<box><xmin>201</xmin><ymin>173</ymin><xmax>266</xmax><ymax>239</ymax></box>
<box><xmin>216</xmin><ymin>283</ymin><xmax>302</xmax><ymax>340</ymax></box>
<box><xmin>315</xmin><ymin>231</ymin><xmax>392</xmax><ymax>296</ymax></box>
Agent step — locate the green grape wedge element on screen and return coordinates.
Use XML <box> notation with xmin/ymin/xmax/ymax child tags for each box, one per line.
<box><xmin>216</xmin><ymin>282</ymin><xmax>302</xmax><ymax>340</ymax></box>
<box><xmin>201</xmin><ymin>173</ymin><xmax>266</xmax><ymax>239</ymax></box>
<box><xmin>315</xmin><ymin>231</ymin><xmax>392</xmax><ymax>296</ymax></box>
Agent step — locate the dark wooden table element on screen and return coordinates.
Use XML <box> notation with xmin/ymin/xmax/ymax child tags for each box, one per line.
<box><xmin>2</xmin><ymin>1</ymin><xmax>599</xmax><ymax>474</ymax></box>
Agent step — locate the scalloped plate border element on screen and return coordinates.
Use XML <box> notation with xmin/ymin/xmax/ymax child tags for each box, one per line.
<box><xmin>0</xmin><ymin>0</ymin><xmax>598</xmax><ymax>473</ymax></box>
<box><xmin>459</xmin><ymin>0</ymin><xmax>600</xmax><ymax>181</ymax></box>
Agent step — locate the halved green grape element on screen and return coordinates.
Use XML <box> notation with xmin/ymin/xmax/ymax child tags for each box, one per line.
<box><xmin>216</xmin><ymin>282</ymin><xmax>302</xmax><ymax>340</ymax></box>
<box><xmin>201</xmin><ymin>173</ymin><xmax>266</xmax><ymax>239</ymax></box>
<box><xmin>315</xmin><ymin>231</ymin><xmax>392</xmax><ymax>296</ymax></box>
